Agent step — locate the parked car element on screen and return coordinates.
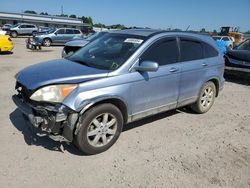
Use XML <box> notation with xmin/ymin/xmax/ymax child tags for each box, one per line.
<box><xmin>13</xmin><ymin>29</ymin><xmax>224</xmax><ymax>154</ymax></box>
<box><xmin>212</xmin><ymin>36</ymin><xmax>234</xmax><ymax>50</ymax></box>
<box><xmin>0</xmin><ymin>35</ymin><xmax>14</xmax><ymax>53</ymax></box>
<box><xmin>2</xmin><ymin>24</ymin><xmax>13</xmax><ymax>31</ymax></box>
<box><xmin>33</xmin><ymin>28</ymin><xmax>83</xmax><ymax>47</ymax></box>
<box><xmin>215</xmin><ymin>40</ymin><xmax>227</xmax><ymax>54</ymax></box>
<box><xmin>9</xmin><ymin>23</ymin><xmax>38</xmax><ymax>38</ymax></box>
<box><xmin>62</xmin><ymin>31</ymin><xmax>107</xmax><ymax>58</ymax></box>
<box><xmin>225</xmin><ymin>39</ymin><xmax>250</xmax><ymax>73</ymax></box>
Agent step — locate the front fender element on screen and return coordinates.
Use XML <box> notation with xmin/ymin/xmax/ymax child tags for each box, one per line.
<box><xmin>63</xmin><ymin>83</ymin><xmax>130</xmax><ymax>113</ymax></box>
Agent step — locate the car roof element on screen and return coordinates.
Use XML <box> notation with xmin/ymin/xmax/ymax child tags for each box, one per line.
<box><xmin>109</xmin><ymin>29</ymin><xmax>163</xmax><ymax>37</ymax></box>
<box><xmin>110</xmin><ymin>29</ymin><xmax>216</xmax><ymax>45</ymax></box>
<box><xmin>18</xmin><ymin>23</ymin><xmax>36</xmax><ymax>25</ymax></box>
<box><xmin>110</xmin><ymin>29</ymin><xmax>218</xmax><ymax>49</ymax></box>
<box><xmin>57</xmin><ymin>28</ymin><xmax>80</xmax><ymax>30</ymax></box>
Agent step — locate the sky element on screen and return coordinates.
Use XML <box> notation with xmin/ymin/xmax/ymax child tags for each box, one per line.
<box><xmin>1</xmin><ymin>0</ymin><xmax>250</xmax><ymax>31</ymax></box>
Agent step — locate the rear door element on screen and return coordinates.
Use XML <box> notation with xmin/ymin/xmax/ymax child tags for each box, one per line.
<box><xmin>19</xmin><ymin>24</ymin><xmax>28</xmax><ymax>34</ymax></box>
<box><xmin>26</xmin><ymin>25</ymin><xmax>34</xmax><ymax>34</ymax></box>
<box><xmin>64</xmin><ymin>29</ymin><xmax>75</xmax><ymax>42</ymax></box>
<box><xmin>178</xmin><ymin>37</ymin><xmax>206</xmax><ymax>106</ymax></box>
<box><xmin>177</xmin><ymin>37</ymin><xmax>217</xmax><ymax>106</ymax></box>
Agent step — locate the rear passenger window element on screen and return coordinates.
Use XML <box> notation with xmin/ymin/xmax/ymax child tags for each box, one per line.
<box><xmin>203</xmin><ymin>43</ymin><xmax>218</xmax><ymax>58</ymax></box>
<box><xmin>27</xmin><ymin>25</ymin><xmax>34</xmax><ymax>28</ymax></box>
<box><xmin>20</xmin><ymin>25</ymin><xmax>27</xmax><ymax>28</ymax></box>
<box><xmin>66</xmin><ymin>29</ymin><xmax>74</xmax><ymax>34</ymax></box>
<box><xmin>74</xmin><ymin>30</ymin><xmax>80</xmax><ymax>34</ymax></box>
<box><xmin>180</xmin><ymin>39</ymin><xmax>203</xmax><ymax>62</ymax></box>
<box><xmin>141</xmin><ymin>39</ymin><xmax>178</xmax><ymax>66</ymax></box>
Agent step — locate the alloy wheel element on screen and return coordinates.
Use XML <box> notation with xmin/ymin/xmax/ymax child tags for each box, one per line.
<box><xmin>200</xmin><ymin>86</ymin><xmax>214</xmax><ymax>109</ymax></box>
<box><xmin>87</xmin><ymin>113</ymin><xmax>117</xmax><ymax>147</ymax></box>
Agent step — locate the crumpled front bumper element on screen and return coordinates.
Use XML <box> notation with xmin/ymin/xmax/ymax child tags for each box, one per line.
<box><xmin>12</xmin><ymin>95</ymin><xmax>78</xmax><ymax>142</ymax></box>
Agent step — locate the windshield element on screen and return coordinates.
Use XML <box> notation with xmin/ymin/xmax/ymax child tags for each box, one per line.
<box><xmin>12</xmin><ymin>24</ymin><xmax>19</xmax><ymax>28</ymax></box>
<box><xmin>237</xmin><ymin>39</ymin><xmax>250</xmax><ymax>50</ymax></box>
<box><xmin>67</xmin><ymin>33</ymin><xmax>145</xmax><ymax>70</ymax></box>
<box><xmin>47</xmin><ymin>28</ymin><xmax>56</xmax><ymax>33</ymax></box>
<box><xmin>86</xmin><ymin>32</ymin><xmax>106</xmax><ymax>42</ymax></box>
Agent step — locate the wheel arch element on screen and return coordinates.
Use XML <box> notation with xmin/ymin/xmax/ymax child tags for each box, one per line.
<box><xmin>79</xmin><ymin>97</ymin><xmax>128</xmax><ymax>124</ymax></box>
<box><xmin>206</xmin><ymin>78</ymin><xmax>220</xmax><ymax>97</ymax></box>
<box><xmin>74</xmin><ymin>97</ymin><xmax>128</xmax><ymax>135</ymax></box>
<box><xmin>43</xmin><ymin>37</ymin><xmax>52</xmax><ymax>43</ymax></box>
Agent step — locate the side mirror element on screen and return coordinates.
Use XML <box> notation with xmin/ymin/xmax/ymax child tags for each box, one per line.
<box><xmin>54</xmin><ymin>32</ymin><xmax>58</xmax><ymax>35</ymax></box>
<box><xmin>134</xmin><ymin>61</ymin><xmax>159</xmax><ymax>72</ymax></box>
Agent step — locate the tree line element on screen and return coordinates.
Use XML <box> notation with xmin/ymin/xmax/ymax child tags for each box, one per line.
<box><xmin>23</xmin><ymin>10</ymin><xmax>250</xmax><ymax>33</ymax></box>
<box><xmin>23</xmin><ymin>10</ymin><xmax>126</xmax><ymax>29</ymax></box>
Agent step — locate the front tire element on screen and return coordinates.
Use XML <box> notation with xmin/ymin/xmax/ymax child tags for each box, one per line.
<box><xmin>191</xmin><ymin>81</ymin><xmax>216</xmax><ymax>114</ymax></box>
<box><xmin>43</xmin><ymin>38</ymin><xmax>51</xmax><ymax>47</ymax></box>
<box><xmin>11</xmin><ymin>31</ymin><xmax>18</xmax><ymax>38</ymax></box>
<box><xmin>75</xmin><ymin>103</ymin><xmax>124</xmax><ymax>155</ymax></box>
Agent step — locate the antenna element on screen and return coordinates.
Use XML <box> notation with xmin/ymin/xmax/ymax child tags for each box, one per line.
<box><xmin>186</xmin><ymin>25</ymin><xmax>190</xmax><ymax>31</ymax></box>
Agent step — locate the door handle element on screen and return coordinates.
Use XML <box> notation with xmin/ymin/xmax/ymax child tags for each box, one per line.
<box><xmin>169</xmin><ymin>67</ymin><xmax>179</xmax><ymax>73</ymax></box>
<box><xmin>202</xmin><ymin>63</ymin><xmax>208</xmax><ymax>67</ymax></box>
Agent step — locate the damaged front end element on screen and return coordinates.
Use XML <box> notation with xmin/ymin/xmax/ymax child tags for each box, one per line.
<box><xmin>12</xmin><ymin>82</ymin><xmax>79</xmax><ymax>142</ymax></box>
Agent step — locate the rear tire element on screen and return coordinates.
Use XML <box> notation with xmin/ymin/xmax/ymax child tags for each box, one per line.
<box><xmin>191</xmin><ymin>81</ymin><xmax>216</xmax><ymax>114</ymax></box>
<box><xmin>32</xmin><ymin>31</ymin><xmax>37</xmax><ymax>36</ymax></box>
<box><xmin>75</xmin><ymin>103</ymin><xmax>124</xmax><ymax>155</ymax></box>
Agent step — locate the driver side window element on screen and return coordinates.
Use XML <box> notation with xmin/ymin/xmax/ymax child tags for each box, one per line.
<box><xmin>140</xmin><ymin>38</ymin><xmax>178</xmax><ymax>66</ymax></box>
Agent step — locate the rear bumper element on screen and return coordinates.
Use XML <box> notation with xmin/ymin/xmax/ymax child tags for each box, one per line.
<box><xmin>12</xmin><ymin>95</ymin><xmax>78</xmax><ymax>142</ymax></box>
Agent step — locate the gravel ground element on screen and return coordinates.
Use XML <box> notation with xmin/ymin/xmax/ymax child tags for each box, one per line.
<box><xmin>0</xmin><ymin>38</ymin><xmax>249</xmax><ymax>188</ymax></box>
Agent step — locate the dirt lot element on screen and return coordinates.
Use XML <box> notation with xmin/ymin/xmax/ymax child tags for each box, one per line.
<box><xmin>0</xmin><ymin>38</ymin><xmax>249</xmax><ymax>188</ymax></box>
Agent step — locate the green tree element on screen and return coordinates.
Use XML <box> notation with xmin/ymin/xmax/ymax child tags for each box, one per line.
<box><xmin>94</xmin><ymin>23</ymin><xmax>106</xmax><ymax>28</ymax></box>
<box><xmin>58</xmin><ymin>14</ymin><xmax>68</xmax><ymax>17</ymax></box>
<box><xmin>69</xmin><ymin>14</ymin><xmax>77</xmax><ymax>18</ymax></box>
<box><xmin>40</xmin><ymin>12</ymin><xmax>49</xmax><ymax>15</ymax></box>
<box><xmin>81</xmin><ymin>16</ymin><xmax>93</xmax><ymax>26</ymax></box>
<box><xmin>24</xmin><ymin>10</ymin><xmax>37</xmax><ymax>14</ymax></box>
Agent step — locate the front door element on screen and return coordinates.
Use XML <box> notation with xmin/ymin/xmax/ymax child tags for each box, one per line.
<box><xmin>53</xmin><ymin>29</ymin><xmax>66</xmax><ymax>43</ymax></box>
<box><xmin>130</xmin><ymin>37</ymin><xmax>181</xmax><ymax>116</ymax></box>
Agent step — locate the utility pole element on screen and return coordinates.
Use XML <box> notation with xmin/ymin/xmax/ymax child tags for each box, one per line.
<box><xmin>61</xmin><ymin>5</ymin><xmax>64</xmax><ymax>15</ymax></box>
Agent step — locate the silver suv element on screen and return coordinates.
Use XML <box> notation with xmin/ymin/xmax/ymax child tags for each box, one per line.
<box><xmin>13</xmin><ymin>29</ymin><xmax>225</xmax><ymax>155</ymax></box>
<box><xmin>34</xmin><ymin>28</ymin><xmax>83</xmax><ymax>46</ymax></box>
<box><xmin>10</xmin><ymin>23</ymin><xmax>38</xmax><ymax>38</ymax></box>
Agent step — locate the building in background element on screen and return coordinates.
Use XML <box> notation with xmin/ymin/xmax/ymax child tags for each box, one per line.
<box><xmin>0</xmin><ymin>11</ymin><xmax>90</xmax><ymax>31</ymax></box>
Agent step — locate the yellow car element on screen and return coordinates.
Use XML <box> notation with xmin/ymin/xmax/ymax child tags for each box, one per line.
<box><xmin>0</xmin><ymin>35</ymin><xmax>14</xmax><ymax>53</ymax></box>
